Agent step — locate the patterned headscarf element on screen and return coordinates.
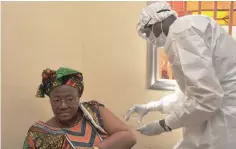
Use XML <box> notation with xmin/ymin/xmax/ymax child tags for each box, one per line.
<box><xmin>36</xmin><ymin>67</ymin><xmax>84</xmax><ymax>98</ymax></box>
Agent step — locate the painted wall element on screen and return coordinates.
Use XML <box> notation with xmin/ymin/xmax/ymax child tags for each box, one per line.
<box><xmin>2</xmin><ymin>2</ymin><xmax>235</xmax><ymax>149</ymax></box>
<box><xmin>1</xmin><ymin>2</ymin><xmax>180</xmax><ymax>149</ymax></box>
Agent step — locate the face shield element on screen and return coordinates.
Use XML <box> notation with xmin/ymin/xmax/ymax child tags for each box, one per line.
<box><xmin>136</xmin><ymin>2</ymin><xmax>178</xmax><ymax>44</ymax></box>
<box><xmin>140</xmin><ymin>9</ymin><xmax>170</xmax><ymax>47</ymax></box>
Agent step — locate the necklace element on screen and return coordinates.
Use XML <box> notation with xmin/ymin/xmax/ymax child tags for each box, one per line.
<box><xmin>56</xmin><ymin>115</ymin><xmax>83</xmax><ymax>128</ymax></box>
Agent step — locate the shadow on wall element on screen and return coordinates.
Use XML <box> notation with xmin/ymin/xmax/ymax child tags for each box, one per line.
<box><xmin>2</xmin><ymin>1</ymin><xmax>180</xmax><ymax>149</ymax></box>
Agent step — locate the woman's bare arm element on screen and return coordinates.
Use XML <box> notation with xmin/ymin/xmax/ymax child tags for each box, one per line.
<box><xmin>96</xmin><ymin>106</ymin><xmax>137</xmax><ymax>149</ymax></box>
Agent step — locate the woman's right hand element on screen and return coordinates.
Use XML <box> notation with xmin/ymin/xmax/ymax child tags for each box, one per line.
<box><xmin>125</xmin><ymin>104</ymin><xmax>149</xmax><ymax>124</ymax></box>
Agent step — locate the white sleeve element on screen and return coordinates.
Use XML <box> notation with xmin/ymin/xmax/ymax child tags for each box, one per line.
<box><xmin>159</xmin><ymin>93</ymin><xmax>183</xmax><ymax>114</ymax></box>
<box><xmin>161</xmin><ymin>86</ymin><xmax>187</xmax><ymax>114</ymax></box>
<box><xmin>146</xmin><ymin>87</ymin><xmax>185</xmax><ymax>114</ymax></box>
<box><xmin>165</xmin><ymin>30</ymin><xmax>224</xmax><ymax>129</ymax></box>
<box><xmin>146</xmin><ymin>94</ymin><xmax>180</xmax><ymax>114</ymax></box>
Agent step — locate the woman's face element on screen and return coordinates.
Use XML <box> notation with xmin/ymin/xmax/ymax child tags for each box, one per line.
<box><xmin>49</xmin><ymin>85</ymin><xmax>80</xmax><ymax>122</ymax></box>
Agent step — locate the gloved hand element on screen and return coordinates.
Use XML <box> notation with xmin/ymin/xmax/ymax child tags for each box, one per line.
<box><xmin>125</xmin><ymin>104</ymin><xmax>149</xmax><ymax>123</ymax></box>
<box><xmin>136</xmin><ymin>120</ymin><xmax>165</xmax><ymax>136</ymax></box>
<box><xmin>125</xmin><ymin>101</ymin><xmax>162</xmax><ymax>123</ymax></box>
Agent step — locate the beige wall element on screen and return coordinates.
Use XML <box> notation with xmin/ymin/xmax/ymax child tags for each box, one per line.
<box><xmin>2</xmin><ymin>2</ymin><xmax>181</xmax><ymax>149</ymax></box>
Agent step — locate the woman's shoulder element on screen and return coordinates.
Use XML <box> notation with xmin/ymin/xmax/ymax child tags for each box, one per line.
<box><xmin>27</xmin><ymin>119</ymin><xmax>60</xmax><ymax>133</ymax></box>
<box><xmin>80</xmin><ymin>100</ymin><xmax>105</xmax><ymax>120</ymax></box>
<box><xmin>80</xmin><ymin>100</ymin><xmax>108</xmax><ymax>134</ymax></box>
<box><xmin>81</xmin><ymin>100</ymin><xmax>105</xmax><ymax>108</ymax></box>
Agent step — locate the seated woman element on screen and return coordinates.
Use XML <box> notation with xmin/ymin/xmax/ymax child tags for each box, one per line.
<box><xmin>23</xmin><ymin>67</ymin><xmax>136</xmax><ymax>149</ymax></box>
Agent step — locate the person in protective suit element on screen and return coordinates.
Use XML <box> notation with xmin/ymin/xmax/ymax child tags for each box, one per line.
<box><xmin>125</xmin><ymin>2</ymin><xmax>236</xmax><ymax>149</ymax></box>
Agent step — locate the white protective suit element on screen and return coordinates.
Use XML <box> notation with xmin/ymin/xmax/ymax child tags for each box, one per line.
<box><xmin>149</xmin><ymin>15</ymin><xmax>236</xmax><ymax>149</ymax></box>
<box><xmin>133</xmin><ymin>2</ymin><xmax>236</xmax><ymax>149</ymax></box>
